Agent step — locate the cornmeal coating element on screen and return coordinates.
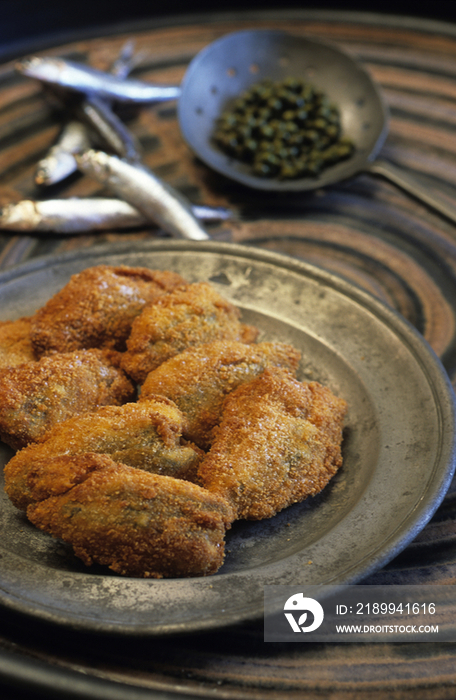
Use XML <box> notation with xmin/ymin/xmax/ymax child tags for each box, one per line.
<box><xmin>197</xmin><ymin>367</ymin><xmax>347</xmax><ymax>520</ymax></box>
<box><xmin>121</xmin><ymin>282</ymin><xmax>258</xmax><ymax>384</ymax></box>
<box><xmin>0</xmin><ymin>349</ymin><xmax>134</xmax><ymax>450</ymax></box>
<box><xmin>4</xmin><ymin>397</ymin><xmax>202</xmax><ymax>511</ymax></box>
<box><xmin>15</xmin><ymin>452</ymin><xmax>119</xmax><ymax>505</ymax></box>
<box><xmin>30</xmin><ymin>264</ymin><xmax>187</xmax><ymax>355</ymax></box>
<box><xmin>140</xmin><ymin>340</ymin><xmax>301</xmax><ymax>449</ymax></box>
<box><xmin>0</xmin><ymin>316</ymin><xmax>37</xmax><ymax>369</ymax></box>
<box><xmin>27</xmin><ymin>456</ymin><xmax>234</xmax><ymax>578</ymax></box>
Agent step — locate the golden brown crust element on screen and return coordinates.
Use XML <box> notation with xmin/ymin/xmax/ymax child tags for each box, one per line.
<box><xmin>0</xmin><ymin>265</ymin><xmax>348</xmax><ymax>580</ymax></box>
<box><xmin>0</xmin><ymin>316</ymin><xmax>37</xmax><ymax>369</ymax></box>
<box><xmin>121</xmin><ymin>282</ymin><xmax>259</xmax><ymax>384</ymax></box>
<box><xmin>23</xmin><ymin>452</ymin><xmax>117</xmax><ymax>503</ymax></box>
<box><xmin>140</xmin><ymin>340</ymin><xmax>301</xmax><ymax>449</ymax></box>
<box><xmin>4</xmin><ymin>397</ymin><xmax>203</xmax><ymax>510</ymax></box>
<box><xmin>27</xmin><ymin>457</ymin><xmax>235</xmax><ymax>578</ymax></box>
<box><xmin>30</xmin><ymin>265</ymin><xmax>187</xmax><ymax>355</ymax></box>
<box><xmin>197</xmin><ymin>367</ymin><xmax>348</xmax><ymax>520</ymax></box>
<box><xmin>0</xmin><ymin>348</ymin><xmax>135</xmax><ymax>450</ymax></box>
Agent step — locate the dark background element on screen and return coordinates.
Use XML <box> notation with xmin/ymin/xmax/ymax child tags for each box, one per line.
<box><xmin>1</xmin><ymin>1</ymin><xmax>456</xmax><ymax>60</ymax></box>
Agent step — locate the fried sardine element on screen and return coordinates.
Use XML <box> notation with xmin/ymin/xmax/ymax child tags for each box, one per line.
<box><xmin>4</xmin><ymin>397</ymin><xmax>202</xmax><ymax>510</ymax></box>
<box><xmin>197</xmin><ymin>367</ymin><xmax>347</xmax><ymax>520</ymax></box>
<box><xmin>139</xmin><ymin>340</ymin><xmax>301</xmax><ymax>449</ymax></box>
<box><xmin>27</xmin><ymin>455</ymin><xmax>234</xmax><ymax>578</ymax></box>
<box><xmin>30</xmin><ymin>264</ymin><xmax>186</xmax><ymax>355</ymax></box>
<box><xmin>0</xmin><ymin>348</ymin><xmax>134</xmax><ymax>450</ymax></box>
<box><xmin>121</xmin><ymin>282</ymin><xmax>258</xmax><ymax>384</ymax></box>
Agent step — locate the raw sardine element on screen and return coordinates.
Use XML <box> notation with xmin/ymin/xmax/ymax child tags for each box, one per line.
<box><xmin>35</xmin><ymin>121</ymin><xmax>91</xmax><ymax>185</ymax></box>
<box><xmin>110</xmin><ymin>40</ymin><xmax>138</xmax><ymax>80</ymax></box>
<box><xmin>35</xmin><ymin>42</ymin><xmax>142</xmax><ymax>185</ymax></box>
<box><xmin>17</xmin><ymin>56</ymin><xmax>181</xmax><ymax>104</ymax></box>
<box><xmin>76</xmin><ymin>150</ymin><xmax>209</xmax><ymax>240</ymax></box>
<box><xmin>77</xmin><ymin>95</ymin><xmax>142</xmax><ymax>163</ymax></box>
<box><xmin>0</xmin><ymin>198</ymin><xmax>232</xmax><ymax>234</ymax></box>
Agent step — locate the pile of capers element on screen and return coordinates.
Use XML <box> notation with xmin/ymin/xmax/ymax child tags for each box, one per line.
<box><xmin>213</xmin><ymin>76</ymin><xmax>354</xmax><ymax>179</ymax></box>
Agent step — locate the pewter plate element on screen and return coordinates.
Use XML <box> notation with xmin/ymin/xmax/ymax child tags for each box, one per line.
<box><xmin>0</xmin><ymin>240</ymin><xmax>454</xmax><ymax>636</ymax></box>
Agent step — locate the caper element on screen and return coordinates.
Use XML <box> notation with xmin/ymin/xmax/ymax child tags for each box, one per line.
<box><xmin>282</xmin><ymin>121</ymin><xmax>299</xmax><ymax>136</ymax></box>
<box><xmin>280</xmin><ymin>161</ymin><xmax>298</xmax><ymax>179</ymax></box>
<box><xmin>326</xmin><ymin>124</ymin><xmax>340</xmax><ymax>140</ymax></box>
<box><xmin>295</xmin><ymin>109</ymin><xmax>309</xmax><ymax>125</ymax></box>
<box><xmin>213</xmin><ymin>75</ymin><xmax>355</xmax><ymax>179</ymax></box>
<box><xmin>282</xmin><ymin>109</ymin><xmax>296</xmax><ymax>122</ymax></box>
<box><xmin>257</xmin><ymin>107</ymin><xmax>272</xmax><ymax>121</ymax></box>
<box><xmin>283</xmin><ymin>76</ymin><xmax>301</xmax><ymax>91</ymax></box>
<box><xmin>306</xmin><ymin>157</ymin><xmax>324</xmax><ymax>175</ymax></box>
<box><xmin>260</xmin><ymin>152</ymin><xmax>281</xmax><ymax>166</ymax></box>
<box><xmin>267</xmin><ymin>97</ymin><xmax>283</xmax><ymax>113</ymax></box>
<box><xmin>312</xmin><ymin>118</ymin><xmax>328</xmax><ymax>131</ymax></box>
<box><xmin>244</xmin><ymin>138</ymin><xmax>258</xmax><ymax>153</ymax></box>
<box><xmin>259</xmin><ymin>124</ymin><xmax>275</xmax><ymax>139</ymax></box>
<box><xmin>302</xmin><ymin>129</ymin><xmax>319</xmax><ymax>144</ymax></box>
<box><xmin>252</xmin><ymin>161</ymin><xmax>273</xmax><ymax>177</ymax></box>
<box><xmin>258</xmin><ymin>139</ymin><xmax>274</xmax><ymax>152</ymax></box>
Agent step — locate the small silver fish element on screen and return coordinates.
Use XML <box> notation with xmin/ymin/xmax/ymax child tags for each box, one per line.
<box><xmin>17</xmin><ymin>56</ymin><xmax>181</xmax><ymax>104</ymax></box>
<box><xmin>76</xmin><ymin>150</ymin><xmax>209</xmax><ymax>240</ymax></box>
<box><xmin>77</xmin><ymin>95</ymin><xmax>142</xmax><ymax>163</ymax></box>
<box><xmin>0</xmin><ymin>198</ymin><xmax>232</xmax><ymax>234</ymax></box>
<box><xmin>110</xmin><ymin>40</ymin><xmax>138</xmax><ymax>80</ymax></box>
<box><xmin>35</xmin><ymin>121</ymin><xmax>91</xmax><ymax>185</ymax></box>
<box><xmin>35</xmin><ymin>42</ymin><xmax>143</xmax><ymax>186</ymax></box>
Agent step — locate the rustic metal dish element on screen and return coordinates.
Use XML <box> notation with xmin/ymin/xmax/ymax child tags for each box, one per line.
<box><xmin>0</xmin><ymin>240</ymin><xmax>454</xmax><ymax>636</ymax></box>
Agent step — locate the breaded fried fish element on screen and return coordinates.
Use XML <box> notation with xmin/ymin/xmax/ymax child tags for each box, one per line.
<box><xmin>122</xmin><ymin>282</ymin><xmax>259</xmax><ymax>384</ymax></box>
<box><xmin>139</xmin><ymin>340</ymin><xmax>301</xmax><ymax>449</ymax></box>
<box><xmin>197</xmin><ymin>367</ymin><xmax>347</xmax><ymax>520</ymax></box>
<box><xmin>0</xmin><ymin>348</ymin><xmax>134</xmax><ymax>450</ymax></box>
<box><xmin>27</xmin><ymin>456</ymin><xmax>234</xmax><ymax>578</ymax></box>
<box><xmin>4</xmin><ymin>397</ymin><xmax>202</xmax><ymax>510</ymax></box>
<box><xmin>0</xmin><ymin>316</ymin><xmax>37</xmax><ymax>369</ymax></box>
<box><xmin>30</xmin><ymin>264</ymin><xmax>186</xmax><ymax>355</ymax></box>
